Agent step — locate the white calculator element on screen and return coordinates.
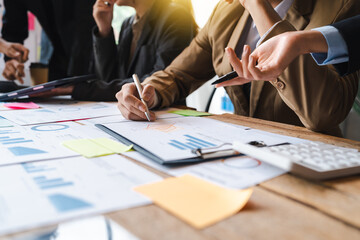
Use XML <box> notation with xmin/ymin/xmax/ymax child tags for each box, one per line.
<box><xmin>233</xmin><ymin>141</ymin><xmax>360</xmax><ymax>180</ymax></box>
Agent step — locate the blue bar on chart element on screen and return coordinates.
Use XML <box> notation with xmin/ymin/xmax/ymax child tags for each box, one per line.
<box><xmin>33</xmin><ymin>176</ymin><xmax>74</xmax><ymax>190</ymax></box>
<box><xmin>0</xmin><ymin>129</ymin><xmax>19</xmax><ymax>134</ymax></box>
<box><xmin>48</xmin><ymin>194</ymin><xmax>93</xmax><ymax>213</ymax></box>
<box><xmin>8</xmin><ymin>146</ymin><xmax>47</xmax><ymax>156</ymax></box>
<box><xmin>168</xmin><ymin>134</ymin><xmax>217</xmax><ymax>150</ymax></box>
<box><xmin>0</xmin><ymin>137</ymin><xmax>33</xmax><ymax>145</ymax></box>
<box><xmin>22</xmin><ymin>163</ymin><xmax>56</xmax><ymax>173</ymax></box>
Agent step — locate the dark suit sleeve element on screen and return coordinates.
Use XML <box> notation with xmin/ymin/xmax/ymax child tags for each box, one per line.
<box><xmin>2</xmin><ymin>0</ymin><xmax>28</xmax><ymax>61</ymax></box>
<box><xmin>332</xmin><ymin>15</ymin><xmax>360</xmax><ymax>76</ymax></box>
<box><xmin>72</xmin><ymin>6</ymin><xmax>196</xmax><ymax>101</ymax></box>
<box><xmin>92</xmin><ymin>26</ymin><xmax>121</xmax><ymax>82</ymax></box>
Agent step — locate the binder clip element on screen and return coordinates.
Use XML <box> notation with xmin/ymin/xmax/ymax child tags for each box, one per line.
<box><xmin>191</xmin><ymin>143</ymin><xmax>240</xmax><ymax>159</ymax></box>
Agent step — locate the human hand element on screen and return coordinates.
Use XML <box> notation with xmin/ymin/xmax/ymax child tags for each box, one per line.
<box><xmin>217</xmin><ymin>32</ymin><xmax>307</xmax><ymax>88</ymax></box>
<box><xmin>93</xmin><ymin>0</ymin><xmax>115</xmax><ymax>37</ymax></box>
<box><xmin>29</xmin><ymin>85</ymin><xmax>75</xmax><ymax>98</ymax></box>
<box><xmin>0</xmin><ymin>41</ymin><xmax>29</xmax><ymax>62</ymax></box>
<box><xmin>116</xmin><ymin>83</ymin><xmax>157</xmax><ymax>121</ymax></box>
<box><xmin>216</xmin><ymin>46</ymin><xmax>259</xmax><ymax>88</ymax></box>
<box><xmin>2</xmin><ymin>59</ymin><xmax>25</xmax><ymax>84</ymax></box>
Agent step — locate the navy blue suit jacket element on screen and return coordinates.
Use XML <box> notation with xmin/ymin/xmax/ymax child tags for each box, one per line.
<box><xmin>332</xmin><ymin>15</ymin><xmax>360</xmax><ymax>76</ymax></box>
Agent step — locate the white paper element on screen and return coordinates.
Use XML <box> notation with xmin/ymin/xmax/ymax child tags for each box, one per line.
<box><xmin>0</xmin><ymin>155</ymin><xmax>161</xmax><ymax>236</ymax></box>
<box><xmin>0</xmin><ymin>102</ymin><xmax>120</xmax><ymax>125</ymax></box>
<box><xmin>102</xmin><ymin>117</ymin><xmax>295</xmax><ymax>162</ymax></box>
<box><xmin>124</xmin><ymin>151</ymin><xmax>286</xmax><ymax>189</ymax></box>
<box><xmin>77</xmin><ymin>108</ymin><xmax>185</xmax><ymax>126</ymax></box>
<box><xmin>0</xmin><ymin>121</ymin><xmax>121</xmax><ymax>166</ymax></box>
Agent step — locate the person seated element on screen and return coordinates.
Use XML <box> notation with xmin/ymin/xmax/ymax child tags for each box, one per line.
<box><xmin>216</xmin><ymin>14</ymin><xmax>360</xmax><ymax>86</ymax></box>
<box><xmin>52</xmin><ymin>0</ymin><xmax>197</xmax><ymax>101</ymax></box>
<box><xmin>116</xmin><ymin>0</ymin><xmax>360</xmax><ymax>137</ymax></box>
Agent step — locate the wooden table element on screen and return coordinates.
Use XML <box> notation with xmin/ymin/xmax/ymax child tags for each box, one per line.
<box><xmin>2</xmin><ymin>114</ymin><xmax>360</xmax><ymax>240</ymax></box>
<box><xmin>108</xmin><ymin>114</ymin><xmax>360</xmax><ymax>240</ymax></box>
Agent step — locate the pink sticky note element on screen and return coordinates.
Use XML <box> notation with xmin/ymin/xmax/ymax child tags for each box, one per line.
<box><xmin>28</xmin><ymin>12</ymin><xmax>35</xmax><ymax>31</ymax></box>
<box><xmin>3</xmin><ymin>102</ymin><xmax>40</xmax><ymax>110</ymax></box>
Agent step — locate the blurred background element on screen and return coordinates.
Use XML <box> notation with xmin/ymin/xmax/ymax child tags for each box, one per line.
<box><xmin>0</xmin><ymin>0</ymin><xmax>358</xmax><ymax>140</ymax></box>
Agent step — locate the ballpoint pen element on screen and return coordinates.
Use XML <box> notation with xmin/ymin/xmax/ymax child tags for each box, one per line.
<box><xmin>211</xmin><ymin>71</ymin><xmax>238</xmax><ymax>85</ymax></box>
<box><xmin>132</xmin><ymin>74</ymin><xmax>151</xmax><ymax>121</ymax></box>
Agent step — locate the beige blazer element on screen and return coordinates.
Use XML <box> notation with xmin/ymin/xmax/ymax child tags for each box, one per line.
<box><xmin>143</xmin><ymin>0</ymin><xmax>360</xmax><ymax>136</ymax></box>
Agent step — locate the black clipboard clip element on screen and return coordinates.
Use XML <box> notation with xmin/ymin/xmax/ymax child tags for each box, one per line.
<box><xmin>191</xmin><ymin>143</ymin><xmax>240</xmax><ymax>159</ymax></box>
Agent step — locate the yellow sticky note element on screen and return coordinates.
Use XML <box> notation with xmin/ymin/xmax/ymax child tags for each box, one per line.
<box><xmin>134</xmin><ymin>174</ymin><xmax>253</xmax><ymax>229</ymax></box>
<box><xmin>92</xmin><ymin>138</ymin><xmax>133</xmax><ymax>153</ymax></box>
<box><xmin>168</xmin><ymin>109</ymin><xmax>211</xmax><ymax>117</ymax></box>
<box><xmin>62</xmin><ymin>139</ymin><xmax>113</xmax><ymax>158</ymax></box>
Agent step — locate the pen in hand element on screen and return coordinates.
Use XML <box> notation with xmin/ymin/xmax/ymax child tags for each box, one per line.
<box><xmin>132</xmin><ymin>74</ymin><xmax>151</xmax><ymax>121</ymax></box>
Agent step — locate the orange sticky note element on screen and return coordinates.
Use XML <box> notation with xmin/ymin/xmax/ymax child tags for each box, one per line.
<box><xmin>134</xmin><ymin>174</ymin><xmax>253</xmax><ymax>229</ymax></box>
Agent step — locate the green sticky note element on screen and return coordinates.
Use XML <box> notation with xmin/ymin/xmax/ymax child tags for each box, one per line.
<box><xmin>169</xmin><ymin>109</ymin><xmax>211</xmax><ymax>117</ymax></box>
<box><xmin>92</xmin><ymin>138</ymin><xmax>133</xmax><ymax>153</ymax></box>
<box><xmin>62</xmin><ymin>139</ymin><xmax>114</xmax><ymax>158</ymax></box>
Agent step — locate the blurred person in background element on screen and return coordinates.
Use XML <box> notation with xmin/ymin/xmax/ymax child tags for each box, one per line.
<box><xmin>0</xmin><ymin>38</ymin><xmax>29</xmax><ymax>83</ymax></box>
<box><xmin>1</xmin><ymin>0</ymin><xmax>96</xmax><ymax>84</ymax></box>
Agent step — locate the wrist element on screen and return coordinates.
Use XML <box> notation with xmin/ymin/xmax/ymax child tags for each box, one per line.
<box><xmin>98</xmin><ymin>28</ymin><xmax>111</xmax><ymax>38</ymax></box>
<box><xmin>294</xmin><ymin>30</ymin><xmax>328</xmax><ymax>55</ymax></box>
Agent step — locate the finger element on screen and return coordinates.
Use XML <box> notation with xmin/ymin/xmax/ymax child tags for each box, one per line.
<box><xmin>247</xmin><ymin>54</ymin><xmax>263</xmax><ymax>80</ymax></box>
<box><xmin>226</xmin><ymin>47</ymin><xmax>244</xmax><ymax>77</ymax></box>
<box><xmin>117</xmin><ymin>85</ymin><xmax>150</xmax><ymax>120</ymax></box>
<box><xmin>3</xmin><ymin>68</ymin><xmax>16</xmax><ymax>80</ymax></box>
<box><xmin>21</xmin><ymin>47</ymin><xmax>29</xmax><ymax>62</ymax></box>
<box><xmin>15</xmin><ymin>64</ymin><xmax>25</xmax><ymax>84</ymax></box>
<box><xmin>118</xmin><ymin>101</ymin><xmax>148</xmax><ymax>121</ymax></box>
<box><xmin>241</xmin><ymin>45</ymin><xmax>252</xmax><ymax>80</ymax></box>
<box><xmin>142</xmin><ymin>84</ymin><xmax>156</xmax><ymax>107</ymax></box>
<box><xmin>7</xmin><ymin>48</ymin><xmax>21</xmax><ymax>59</ymax></box>
<box><xmin>215</xmin><ymin>77</ymin><xmax>252</xmax><ymax>87</ymax></box>
<box><xmin>2</xmin><ymin>69</ymin><xmax>13</xmax><ymax>80</ymax></box>
<box><xmin>6</xmin><ymin>62</ymin><xmax>17</xmax><ymax>75</ymax></box>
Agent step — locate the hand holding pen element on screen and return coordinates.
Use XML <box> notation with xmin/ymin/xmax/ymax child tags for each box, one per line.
<box><xmin>115</xmin><ymin>76</ymin><xmax>157</xmax><ymax>121</ymax></box>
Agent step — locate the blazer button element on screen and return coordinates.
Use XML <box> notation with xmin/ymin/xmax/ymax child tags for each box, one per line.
<box><xmin>276</xmin><ymin>80</ymin><xmax>285</xmax><ymax>89</ymax></box>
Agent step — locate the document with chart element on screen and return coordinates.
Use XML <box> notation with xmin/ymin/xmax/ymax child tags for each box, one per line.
<box><xmin>0</xmin><ymin>121</ymin><xmax>119</xmax><ymax>166</ymax></box>
<box><xmin>0</xmin><ymin>102</ymin><xmax>121</xmax><ymax>125</ymax></box>
<box><xmin>97</xmin><ymin>117</ymin><xmax>303</xmax><ymax>164</ymax></box>
<box><xmin>0</xmin><ymin>155</ymin><xmax>162</xmax><ymax>236</ymax></box>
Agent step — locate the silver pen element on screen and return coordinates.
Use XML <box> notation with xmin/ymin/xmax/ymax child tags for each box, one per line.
<box><xmin>132</xmin><ymin>74</ymin><xmax>151</xmax><ymax>121</ymax></box>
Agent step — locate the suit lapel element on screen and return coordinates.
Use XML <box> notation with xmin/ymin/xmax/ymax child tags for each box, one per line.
<box><xmin>118</xmin><ymin>24</ymin><xmax>133</xmax><ymax>76</ymax></box>
<box><xmin>249</xmin><ymin>0</ymin><xmax>312</xmax><ymax>117</ymax></box>
<box><xmin>126</xmin><ymin>20</ymin><xmax>152</xmax><ymax>75</ymax></box>
<box><xmin>220</xmin><ymin>10</ymin><xmax>250</xmax><ymax>75</ymax></box>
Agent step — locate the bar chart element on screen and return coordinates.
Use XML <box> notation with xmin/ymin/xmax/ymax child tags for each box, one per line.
<box><xmin>22</xmin><ymin>163</ymin><xmax>56</xmax><ymax>173</ymax></box>
<box><xmin>168</xmin><ymin>134</ymin><xmax>217</xmax><ymax>150</ymax></box>
<box><xmin>33</xmin><ymin>176</ymin><xmax>74</xmax><ymax>190</ymax></box>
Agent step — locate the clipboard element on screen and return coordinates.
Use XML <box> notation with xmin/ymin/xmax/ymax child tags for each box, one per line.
<box><xmin>0</xmin><ymin>74</ymin><xmax>96</xmax><ymax>101</ymax></box>
<box><xmin>95</xmin><ymin>123</ymin><xmax>241</xmax><ymax>165</ymax></box>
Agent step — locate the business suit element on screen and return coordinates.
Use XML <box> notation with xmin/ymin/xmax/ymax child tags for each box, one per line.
<box><xmin>331</xmin><ymin>15</ymin><xmax>360</xmax><ymax>76</ymax></box>
<box><xmin>2</xmin><ymin>0</ymin><xmax>96</xmax><ymax>81</ymax></box>
<box><xmin>142</xmin><ymin>0</ymin><xmax>360</xmax><ymax>136</ymax></box>
<box><xmin>72</xmin><ymin>0</ymin><xmax>197</xmax><ymax>101</ymax></box>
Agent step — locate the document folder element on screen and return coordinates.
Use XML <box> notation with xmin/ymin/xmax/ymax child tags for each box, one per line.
<box><xmin>95</xmin><ymin>123</ymin><xmax>240</xmax><ymax>165</ymax></box>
